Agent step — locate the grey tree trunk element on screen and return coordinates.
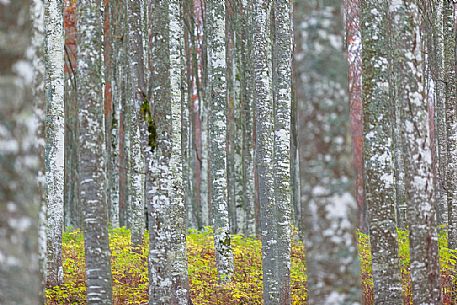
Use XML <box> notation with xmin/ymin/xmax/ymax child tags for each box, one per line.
<box><xmin>190</xmin><ymin>0</ymin><xmax>206</xmax><ymax>229</ymax></box>
<box><xmin>361</xmin><ymin>0</ymin><xmax>403</xmax><ymax>303</ymax></box>
<box><xmin>111</xmin><ymin>0</ymin><xmax>127</xmax><ymax>229</ymax></box>
<box><xmin>77</xmin><ymin>0</ymin><xmax>113</xmax><ymax>303</ymax></box>
<box><xmin>63</xmin><ymin>2</ymin><xmax>80</xmax><ymax>229</ymax></box>
<box><xmin>199</xmin><ymin>0</ymin><xmax>210</xmax><ymax>227</ymax></box>
<box><xmin>390</xmin><ymin>1</ymin><xmax>441</xmax><ymax>303</ymax></box>
<box><xmin>148</xmin><ymin>0</ymin><xmax>191</xmax><ymax>303</ymax></box>
<box><xmin>444</xmin><ymin>0</ymin><xmax>457</xmax><ymax>250</ymax></box>
<box><xmin>32</xmin><ymin>0</ymin><xmax>47</xmax><ymax>301</ymax></box>
<box><xmin>103</xmin><ymin>0</ymin><xmax>114</xmax><ymax>228</ymax></box>
<box><xmin>295</xmin><ymin>1</ymin><xmax>361</xmax><ymax>303</ymax></box>
<box><xmin>127</xmin><ymin>0</ymin><xmax>146</xmax><ymax>247</ymax></box>
<box><xmin>206</xmin><ymin>0</ymin><xmax>235</xmax><ymax>283</ymax></box>
<box><xmin>181</xmin><ymin>7</ymin><xmax>193</xmax><ymax>230</ymax></box>
<box><xmin>44</xmin><ymin>0</ymin><xmax>65</xmax><ymax>287</ymax></box>
<box><xmin>0</xmin><ymin>1</ymin><xmax>40</xmax><ymax>303</ymax></box>
<box><xmin>253</xmin><ymin>0</ymin><xmax>281</xmax><ymax>303</ymax></box>
<box><xmin>242</xmin><ymin>0</ymin><xmax>256</xmax><ymax>236</ymax></box>
<box><xmin>226</xmin><ymin>2</ymin><xmax>238</xmax><ymax>234</ymax></box>
<box><xmin>430</xmin><ymin>0</ymin><xmax>448</xmax><ymax>228</ymax></box>
<box><xmin>272</xmin><ymin>0</ymin><xmax>292</xmax><ymax>302</ymax></box>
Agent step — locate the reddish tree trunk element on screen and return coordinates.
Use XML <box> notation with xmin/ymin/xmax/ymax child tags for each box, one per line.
<box><xmin>345</xmin><ymin>0</ymin><xmax>367</xmax><ymax>234</ymax></box>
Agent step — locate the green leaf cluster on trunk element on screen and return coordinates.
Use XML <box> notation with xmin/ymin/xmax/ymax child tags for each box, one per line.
<box><xmin>140</xmin><ymin>98</ymin><xmax>157</xmax><ymax>151</ymax></box>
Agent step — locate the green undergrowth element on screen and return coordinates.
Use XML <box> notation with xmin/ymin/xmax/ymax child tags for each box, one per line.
<box><xmin>46</xmin><ymin>227</ymin><xmax>306</xmax><ymax>305</ymax></box>
<box><xmin>46</xmin><ymin>227</ymin><xmax>457</xmax><ymax>305</ymax></box>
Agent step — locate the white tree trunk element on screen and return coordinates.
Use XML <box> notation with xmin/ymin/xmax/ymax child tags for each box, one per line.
<box><xmin>44</xmin><ymin>0</ymin><xmax>65</xmax><ymax>287</ymax></box>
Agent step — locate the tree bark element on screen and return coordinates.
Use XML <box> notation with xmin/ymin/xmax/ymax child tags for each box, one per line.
<box><xmin>344</xmin><ymin>0</ymin><xmax>367</xmax><ymax>234</ymax></box>
<box><xmin>206</xmin><ymin>0</ymin><xmax>235</xmax><ymax>283</ymax></box>
<box><xmin>294</xmin><ymin>1</ymin><xmax>361</xmax><ymax>303</ymax></box>
<box><xmin>44</xmin><ymin>0</ymin><xmax>65</xmax><ymax>287</ymax></box>
<box><xmin>148</xmin><ymin>0</ymin><xmax>191</xmax><ymax>302</ymax></box>
<box><xmin>77</xmin><ymin>0</ymin><xmax>113</xmax><ymax>303</ymax></box>
<box><xmin>0</xmin><ymin>1</ymin><xmax>40</xmax><ymax>303</ymax></box>
<box><xmin>254</xmin><ymin>0</ymin><xmax>282</xmax><ymax>303</ymax></box>
<box><xmin>430</xmin><ymin>0</ymin><xmax>448</xmax><ymax>229</ymax></box>
<box><xmin>127</xmin><ymin>0</ymin><xmax>146</xmax><ymax>247</ymax></box>
<box><xmin>32</xmin><ymin>0</ymin><xmax>47</xmax><ymax>301</ymax></box>
<box><xmin>361</xmin><ymin>0</ymin><xmax>403</xmax><ymax>303</ymax></box>
<box><xmin>390</xmin><ymin>1</ymin><xmax>441</xmax><ymax>303</ymax></box>
<box><xmin>444</xmin><ymin>0</ymin><xmax>457</xmax><ymax>250</ymax></box>
<box><xmin>272</xmin><ymin>0</ymin><xmax>292</xmax><ymax>302</ymax></box>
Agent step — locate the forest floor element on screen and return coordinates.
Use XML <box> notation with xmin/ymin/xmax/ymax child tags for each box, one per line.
<box><xmin>46</xmin><ymin>227</ymin><xmax>456</xmax><ymax>305</ymax></box>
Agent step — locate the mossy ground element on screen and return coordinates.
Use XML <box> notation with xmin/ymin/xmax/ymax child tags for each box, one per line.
<box><xmin>46</xmin><ymin>227</ymin><xmax>456</xmax><ymax>305</ymax></box>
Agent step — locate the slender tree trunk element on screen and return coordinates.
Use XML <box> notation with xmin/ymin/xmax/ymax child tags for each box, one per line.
<box><xmin>77</xmin><ymin>0</ymin><xmax>113</xmax><ymax>303</ymax></box>
<box><xmin>361</xmin><ymin>0</ymin><xmax>403</xmax><ymax>304</ymax></box>
<box><xmin>254</xmin><ymin>0</ymin><xmax>280</xmax><ymax>302</ymax></box>
<box><xmin>344</xmin><ymin>0</ymin><xmax>367</xmax><ymax>234</ymax></box>
<box><xmin>206</xmin><ymin>0</ymin><xmax>235</xmax><ymax>282</ymax></box>
<box><xmin>127</xmin><ymin>0</ymin><xmax>146</xmax><ymax>247</ymax></box>
<box><xmin>243</xmin><ymin>0</ymin><xmax>256</xmax><ymax>236</ymax></box>
<box><xmin>64</xmin><ymin>2</ymin><xmax>80</xmax><ymax>227</ymax></box>
<box><xmin>232</xmin><ymin>2</ymin><xmax>245</xmax><ymax>235</ymax></box>
<box><xmin>110</xmin><ymin>0</ymin><xmax>125</xmax><ymax>229</ymax></box>
<box><xmin>191</xmin><ymin>0</ymin><xmax>205</xmax><ymax>229</ymax></box>
<box><xmin>44</xmin><ymin>0</ymin><xmax>65</xmax><ymax>287</ymax></box>
<box><xmin>63</xmin><ymin>0</ymin><xmax>80</xmax><ymax>229</ymax></box>
<box><xmin>33</xmin><ymin>0</ymin><xmax>47</xmax><ymax>301</ymax></box>
<box><xmin>200</xmin><ymin>0</ymin><xmax>210</xmax><ymax>227</ymax></box>
<box><xmin>226</xmin><ymin>1</ymin><xmax>237</xmax><ymax>234</ymax></box>
<box><xmin>444</xmin><ymin>0</ymin><xmax>457</xmax><ymax>250</ymax></box>
<box><xmin>272</xmin><ymin>0</ymin><xmax>292</xmax><ymax>302</ymax></box>
<box><xmin>148</xmin><ymin>0</ymin><xmax>191</xmax><ymax>302</ymax></box>
<box><xmin>104</xmin><ymin>0</ymin><xmax>115</xmax><ymax>228</ymax></box>
<box><xmin>430</xmin><ymin>0</ymin><xmax>448</xmax><ymax>229</ymax></box>
<box><xmin>182</xmin><ymin>5</ymin><xmax>194</xmax><ymax>229</ymax></box>
<box><xmin>113</xmin><ymin>0</ymin><xmax>128</xmax><ymax>228</ymax></box>
<box><xmin>0</xmin><ymin>2</ymin><xmax>40</xmax><ymax>303</ymax></box>
<box><xmin>390</xmin><ymin>0</ymin><xmax>407</xmax><ymax>229</ymax></box>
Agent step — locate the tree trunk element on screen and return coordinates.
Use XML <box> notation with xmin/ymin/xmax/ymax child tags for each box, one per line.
<box><xmin>0</xmin><ymin>1</ymin><xmax>40</xmax><ymax>303</ymax></box>
<box><xmin>44</xmin><ymin>0</ymin><xmax>65</xmax><ymax>287</ymax></box>
<box><xmin>254</xmin><ymin>0</ymin><xmax>280</xmax><ymax>303</ymax></box>
<box><xmin>294</xmin><ymin>1</ymin><xmax>361</xmax><ymax>303</ymax></box>
<box><xmin>148</xmin><ymin>0</ymin><xmax>191</xmax><ymax>302</ymax></box>
<box><xmin>444</xmin><ymin>0</ymin><xmax>457</xmax><ymax>250</ymax></box>
<box><xmin>103</xmin><ymin>0</ymin><xmax>115</xmax><ymax>228</ymax></box>
<box><xmin>109</xmin><ymin>0</ymin><xmax>124</xmax><ymax>229</ymax></box>
<box><xmin>77</xmin><ymin>0</ymin><xmax>113</xmax><ymax>303</ymax></box>
<box><xmin>390</xmin><ymin>1</ymin><xmax>441</xmax><ymax>303</ymax></box>
<box><xmin>344</xmin><ymin>0</ymin><xmax>367</xmax><ymax>234</ymax></box>
<box><xmin>206</xmin><ymin>0</ymin><xmax>235</xmax><ymax>283</ymax></box>
<box><xmin>32</xmin><ymin>0</ymin><xmax>47</xmax><ymax>301</ymax></box>
<box><xmin>272</xmin><ymin>0</ymin><xmax>292</xmax><ymax>302</ymax></box>
<box><xmin>127</xmin><ymin>0</ymin><xmax>146</xmax><ymax>247</ymax></box>
<box><xmin>430</xmin><ymin>0</ymin><xmax>448</xmax><ymax>229</ymax></box>
<box><xmin>361</xmin><ymin>0</ymin><xmax>403</xmax><ymax>303</ymax></box>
